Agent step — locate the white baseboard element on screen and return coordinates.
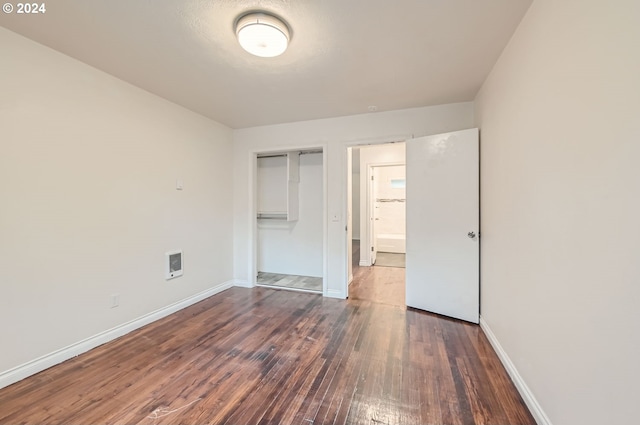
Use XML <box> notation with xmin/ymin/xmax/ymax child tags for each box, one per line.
<box><xmin>325</xmin><ymin>288</ymin><xmax>345</xmax><ymax>299</ymax></box>
<box><xmin>0</xmin><ymin>280</ymin><xmax>234</xmax><ymax>390</ymax></box>
<box><xmin>480</xmin><ymin>317</ymin><xmax>552</xmax><ymax>425</ymax></box>
<box><xmin>358</xmin><ymin>260</ymin><xmax>370</xmax><ymax>266</ymax></box>
<box><xmin>233</xmin><ymin>279</ymin><xmax>252</xmax><ymax>288</ymax></box>
<box><xmin>257</xmin><ymin>283</ymin><xmax>321</xmax><ymax>294</ymax></box>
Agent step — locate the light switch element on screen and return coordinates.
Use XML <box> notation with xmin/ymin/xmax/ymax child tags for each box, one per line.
<box><xmin>176</xmin><ymin>179</ymin><xmax>183</xmax><ymax>190</ymax></box>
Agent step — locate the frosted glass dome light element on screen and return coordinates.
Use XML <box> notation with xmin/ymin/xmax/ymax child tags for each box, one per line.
<box><xmin>235</xmin><ymin>12</ymin><xmax>290</xmax><ymax>58</ymax></box>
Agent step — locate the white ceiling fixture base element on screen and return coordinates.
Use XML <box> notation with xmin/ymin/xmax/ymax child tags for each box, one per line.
<box><xmin>235</xmin><ymin>12</ymin><xmax>290</xmax><ymax>58</ymax></box>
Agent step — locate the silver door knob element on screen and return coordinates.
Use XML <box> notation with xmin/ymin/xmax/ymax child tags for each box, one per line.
<box><xmin>467</xmin><ymin>232</ymin><xmax>476</xmax><ymax>238</ymax></box>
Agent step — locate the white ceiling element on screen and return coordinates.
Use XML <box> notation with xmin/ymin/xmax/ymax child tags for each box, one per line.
<box><xmin>0</xmin><ymin>0</ymin><xmax>532</xmax><ymax>129</ymax></box>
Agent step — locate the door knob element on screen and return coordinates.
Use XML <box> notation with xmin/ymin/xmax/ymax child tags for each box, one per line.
<box><xmin>467</xmin><ymin>231</ymin><xmax>476</xmax><ymax>239</ymax></box>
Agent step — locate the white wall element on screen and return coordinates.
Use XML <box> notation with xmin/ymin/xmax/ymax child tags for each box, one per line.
<box><xmin>256</xmin><ymin>156</ymin><xmax>288</xmax><ymax>214</ymax></box>
<box><xmin>257</xmin><ymin>152</ymin><xmax>323</xmax><ymax>276</ymax></box>
<box><xmin>358</xmin><ymin>143</ymin><xmax>406</xmax><ymax>264</ymax></box>
<box><xmin>233</xmin><ymin>103</ymin><xmax>474</xmax><ymax>297</ymax></box>
<box><xmin>475</xmin><ymin>1</ymin><xmax>640</xmax><ymax>424</ymax></box>
<box><xmin>0</xmin><ymin>28</ymin><xmax>234</xmax><ymax>378</ymax></box>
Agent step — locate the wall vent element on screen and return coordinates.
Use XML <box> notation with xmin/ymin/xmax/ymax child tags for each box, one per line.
<box><xmin>165</xmin><ymin>250</ymin><xmax>183</xmax><ymax>280</ymax></box>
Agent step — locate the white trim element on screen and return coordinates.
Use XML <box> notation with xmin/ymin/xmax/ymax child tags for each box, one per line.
<box><xmin>255</xmin><ymin>283</ymin><xmax>321</xmax><ymax>294</ymax></box>
<box><xmin>249</xmin><ymin>151</ymin><xmax>258</xmax><ymax>288</ymax></box>
<box><xmin>325</xmin><ymin>288</ymin><xmax>345</xmax><ymax>299</ymax></box>
<box><xmin>0</xmin><ymin>280</ymin><xmax>234</xmax><ymax>390</ymax></box>
<box><xmin>233</xmin><ymin>279</ymin><xmax>252</xmax><ymax>288</ymax></box>
<box><xmin>321</xmin><ymin>147</ymin><xmax>329</xmax><ymax>297</ymax></box>
<box><xmin>358</xmin><ymin>260</ymin><xmax>370</xmax><ymax>267</ymax></box>
<box><xmin>480</xmin><ymin>316</ymin><xmax>552</xmax><ymax>425</ymax></box>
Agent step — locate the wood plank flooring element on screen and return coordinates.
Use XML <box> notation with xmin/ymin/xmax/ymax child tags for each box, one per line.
<box><xmin>0</xmin><ymin>284</ymin><xmax>535</xmax><ymax>424</ymax></box>
<box><xmin>349</xmin><ymin>240</ymin><xmax>406</xmax><ymax>307</ymax></box>
<box><xmin>349</xmin><ymin>262</ymin><xmax>406</xmax><ymax>307</ymax></box>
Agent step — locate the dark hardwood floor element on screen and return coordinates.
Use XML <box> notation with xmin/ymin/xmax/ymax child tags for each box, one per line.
<box><xmin>0</xmin><ymin>247</ymin><xmax>535</xmax><ymax>424</ymax></box>
<box><xmin>349</xmin><ymin>240</ymin><xmax>405</xmax><ymax>307</ymax></box>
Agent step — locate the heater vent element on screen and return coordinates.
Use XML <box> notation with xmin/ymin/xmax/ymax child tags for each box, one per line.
<box><xmin>165</xmin><ymin>250</ymin><xmax>183</xmax><ymax>280</ymax></box>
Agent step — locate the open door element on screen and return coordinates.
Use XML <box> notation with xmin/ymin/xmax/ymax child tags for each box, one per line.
<box><xmin>405</xmin><ymin>128</ymin><xmax>479</xmax><ymax>323</ymax></box>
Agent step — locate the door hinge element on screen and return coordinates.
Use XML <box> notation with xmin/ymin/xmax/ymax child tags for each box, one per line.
<box><xmin>371</xmin><ymin>246</ymin><xmax>374</xmax><ymax>251</ymax></box>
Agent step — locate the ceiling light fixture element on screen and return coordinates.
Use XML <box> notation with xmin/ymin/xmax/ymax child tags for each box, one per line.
<box><xmin>235</xmin><ymin>12</ymin><xmax>290</xmax><ymax>58</ymax></box>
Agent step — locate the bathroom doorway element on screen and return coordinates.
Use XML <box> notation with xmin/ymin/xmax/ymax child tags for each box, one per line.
<box><xmin>370</xmin><ymin>164</ymin><xmax>406</xmax><ymax>268</ymax></box>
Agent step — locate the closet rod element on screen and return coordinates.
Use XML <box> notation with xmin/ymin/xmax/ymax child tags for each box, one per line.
<box><xmin>257</xmin><ymin>150</ymin><xmax>323</xmax><ymax>159</ymax></box>
<box><xmin>257</xmin><ymin>153</ymin><xmax>287</xmax><ymax>159</ymax></box>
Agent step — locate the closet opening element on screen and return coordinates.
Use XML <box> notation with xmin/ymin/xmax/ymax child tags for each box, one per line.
<box><xmin>254</xmin><ymin>148</ymin><xmax>325</xmax><ymax>294</ymax></box>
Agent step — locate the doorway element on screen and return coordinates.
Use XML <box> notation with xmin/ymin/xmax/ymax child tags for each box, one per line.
<box><xmin>347</xmin><ymin>143</ymin><xmax>407</xmax><ymax>307</ymax></box>
<box><xmin>344</xmin><ymin>129</ymin><xmax>480</xmax><ymax>323</ymax></box>
<box><xmin>369</xmin><ymin>164</ymin><xmax>406</xmax><ymax>268</ymax></box>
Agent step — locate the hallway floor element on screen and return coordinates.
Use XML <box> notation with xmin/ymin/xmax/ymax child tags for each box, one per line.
<box><xmin>349</xmin><ymin>240</ymin><xmax>405</xmax><ymax>307</ymax></box>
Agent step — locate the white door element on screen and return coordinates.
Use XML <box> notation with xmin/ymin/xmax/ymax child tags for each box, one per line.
<box><xmin>405</xmin><ymin>128</ymin><xmax>479</xmax><ymax>323</ymax></box>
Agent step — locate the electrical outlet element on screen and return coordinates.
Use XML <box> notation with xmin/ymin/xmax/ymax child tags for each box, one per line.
<box><xmin>110</xmin><ymin>294</ymin><xmax>120</xmax><ymax>308</ymax></box>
